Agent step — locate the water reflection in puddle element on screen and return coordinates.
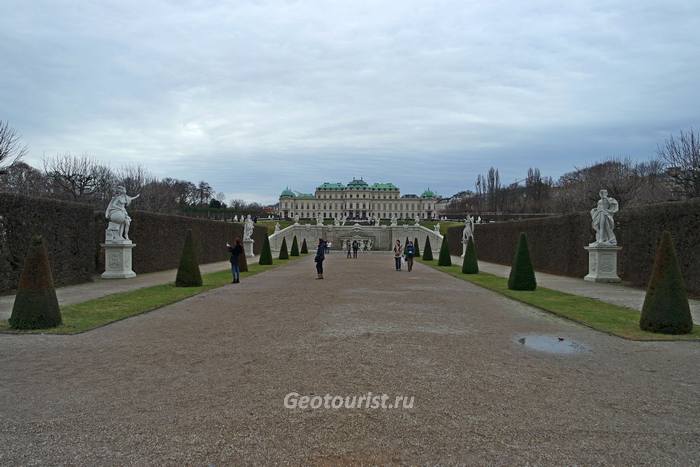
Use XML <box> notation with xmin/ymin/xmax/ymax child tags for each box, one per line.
<box><xmin>515</xmin><ymin>335</ymin><xmax>589</xmax><ymax>354</ymax></box>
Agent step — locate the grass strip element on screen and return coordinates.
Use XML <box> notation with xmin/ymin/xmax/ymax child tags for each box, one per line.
<box><xmin>1</xmin><ymin>256</ymin><xmax>303</xmax><ymax>335</ymax></box>
<box><xmin>418</xmin><ymin>258</ymin><xmax>700</xmax><ymax>341</ymax></box>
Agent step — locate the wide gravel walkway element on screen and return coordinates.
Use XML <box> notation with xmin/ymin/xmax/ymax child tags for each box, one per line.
<box><xmin>1</xmin><ymin>253</ymin><xmax>698</xmax><ymax>465</ymax></box>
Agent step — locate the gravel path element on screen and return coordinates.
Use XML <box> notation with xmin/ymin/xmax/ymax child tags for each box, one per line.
<box><xmin>1</xmin><ymin>253</ymin><xmax>699</xmax><ymax>465</ymax></box>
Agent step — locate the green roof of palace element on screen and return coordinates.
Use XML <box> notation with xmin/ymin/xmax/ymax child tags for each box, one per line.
<box><xmin>280</xmin><ymin>187</ymin><xmax>295</xmax><ymax>197</ymax></box>
<box><xmin>317</xmin><ymin>182</ymin><xmax>345</xmax><ymax>190</ymax></box>
<box><xmin>421</xmin><ymin>188</ymin><xmax>437</xmax><ymax>198</ymax></box>
<box><xmin>371</xmin><ymin>182</ymin><xmax>398</xmax><ymax>191</ymax></box>
<box><xmin>346</xmin><ymin>178</ymin><xmax>369</xmax><ymax>188</ymax></box>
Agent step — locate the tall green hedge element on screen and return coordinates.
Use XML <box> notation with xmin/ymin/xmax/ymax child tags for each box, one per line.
<box><xmin>176</xmin><ymin>229</ymin><xmax>203</xmax><ymax>287</ymax></box>
<box><xmin>279</xmin><ymin>237</ymin><xmax>289</xmax><ymax>259</ymax></box>
<box><xmin>508</xmin><ymin>233</ymin><xmax>536</xmax><ymax>291</ymax></box>
<box><xmin>437</xmin><ymin>236</ymin><xmax>451</xmax><ymax>266</ymax></box>
<box><xmin>300</xmin><ymin>238</ymin><xmax>308</xmax><ymax>254</ymax></box>
<box><xmin>423</xmin><ymin>237</ymin><xmax>433</xmax><ymax>261</ymax></box>
<box><xmin>9</xmin><ymin>235</ymin><xmax>62</xmax><ymax>329</ymax></box>
<box><xmin>639</xmin><ymin>231</ymin><xmax>693</xmax><ymax>334</ymax></box>
<box><xmin>414</xmin><ymin>237</ymin><xmax>420</xmax><ymax>258</ymax></box>
<box><xmin>238</xmin><ymin>248</ymin><xmax>248</xmax><ymax>273</ymax></box>
<box><xmin>290</xmin><ymin>236</ymin><xmax>300</xmax><ymax>256</ymax></box>
<box><xmin>461</xmin><ymin>236</ymin><xmax>479</xmax><ymax>274</ymax></box>
<box><xmin>259</xmin><ymin>236</ymin><xmax>273</xmax><ymax>265</ymax></box>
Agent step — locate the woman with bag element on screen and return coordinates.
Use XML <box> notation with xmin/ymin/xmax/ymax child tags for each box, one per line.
<box><xmin>315</xmin><ymin>238</ymin><xmax>326</xmax><ymax>279</ymax></box>
<box><xmin>393</xmin><ymin>239</ymin><xmax>402</xmax><ymax>271</ymax></box>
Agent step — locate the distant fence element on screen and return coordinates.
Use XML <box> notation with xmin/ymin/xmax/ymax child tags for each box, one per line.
<box><xmin>0</xmin><ymin>193</ymin><xmax>268</xmax><ymax>293</ymax></box>
<box><xmin>446</xmin><ymin>199</ymin><xmax>700</xmax><ymax>295</ymax></box>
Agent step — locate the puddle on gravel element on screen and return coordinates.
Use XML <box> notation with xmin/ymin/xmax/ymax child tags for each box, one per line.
<box><xmin>515</xmin><ymin>335</ymin><xmax>589</xmax><ymax>354</ymax></box>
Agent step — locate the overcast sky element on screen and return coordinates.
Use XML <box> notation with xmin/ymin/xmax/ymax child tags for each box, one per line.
<box><xmin>1</xmin><ymin>0</ymin><xmax>699</xmax><ymax>204</ymax></box>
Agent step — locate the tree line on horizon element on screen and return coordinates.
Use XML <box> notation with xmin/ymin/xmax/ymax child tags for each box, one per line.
<box><xmin>1</xmin><ymin>119</ymin><xmax>698</xmax><ymax>217</ymax></box>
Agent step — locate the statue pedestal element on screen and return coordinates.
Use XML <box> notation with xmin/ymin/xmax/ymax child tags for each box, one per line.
<box><xmin>461</xmin><ymin>242</ymin><xmax>466</xmax><ymax>258</ymax></box>
<box><xmin>584</xmin><ymin>245</ymin><xmax>621</xmax><ymax>283</ymax></box>
<box><xmin>243</xmin><ymin>239</ymin><xmax>255</xmax><ymax>258</ymax></box>
<box><xmin>101</xmin><ymin>242</ymin><xmax>136</xmax><ymax>279</ymax></box>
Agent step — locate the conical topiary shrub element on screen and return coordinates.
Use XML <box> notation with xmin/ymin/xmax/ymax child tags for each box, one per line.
<box><xmin>279</xmin><ymin>237</ymin><xmax>289</xmax><ymax>260</ymax></box>
<box><xmin>639</xmin><ymin>231</ymin><xmax>693</xmax><ymax>334</ymax></box>
<box><xmin>176</xmin><ymin>229</ymin><xmax>202</xmax><ymax>287</ymax></box>
<box><xmin>404</xmin><ymin>237</ymin><xmax>409</xmax><ymax>256</ymax></box>
<box><xmin>259</xmin><ymin>235</ymin><xmax>273</xmax><ymax>265</ymax></box>
<box><xmin>414</xmin><ymin>237</ymin><xmax>420</xmax><ymax>258</ymax></box>
<box><xmin>437</xmin><ymin>236</ymin><xmax>451</xmax><ymax>266</ymax></box>
<box><xmin>508</xmin><ymin>233</ymin><xmax>536</xmax><ymax>291</ymax></box>
<box><xmin>9</xmin><ymin>235</ymin><xmax>62</xmax><ymax>329</ymax></box>
<box><xmin>238</xmin><ymin>248</ymin><xmax>248</xmax><ymax>273</ymax></box>
<box><xmin>423</xmin><ymin>236</ymin><xmax>433</xmax><ymax>261</ymax></box>
<box><xmin>462</xmin><ymin>236</ymin><xmax>479</xmax><ymax>274</ymax></box>
<box><xmin>290</xmin><ymin>236</ymin><xmax>300</xmax><ymax>256</ymax></box>
<box><xmin>300</xmin><ymin>238</ymin><xmax>308</xmax><ymax>254</ymax></box>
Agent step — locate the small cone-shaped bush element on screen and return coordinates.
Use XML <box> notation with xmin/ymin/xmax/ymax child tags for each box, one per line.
<box><xmin>414</xmin><ymin>237</ymin><xmax>420</xmax><ymax>258</ymax></box>
<box><xmin>290</xmin><ymin>236</ymin><xmax>300</xmax><ymax>256</ymax></box>
<box><xmin>404</xmin><ymin>237</ymin><xmax>409</xmax><ymax>255</ymax></box>
<box><xmin>508</xmin><ymin>233</ymin><xmax>536</xmax><ymax>291</ymax></box>
<box><xmin>437</xmin><ymin>236</ymin><xmax>451</xmax><ymax>266</ymax></box>
<box><xmin>279</xmin><ymin>237</ymin><xmax>289</xmax><ymax>259</ymax></box>
<box><xmin>300</xmin><ymin>238</ymin><xmax>308</xmax><ymax>254</ymax></box>
<box><xmin>259</xmin><ymin>235</ymin><xmax>273</xmax><ymax>265</ymax></box>
<box><xmin>176</xmin><ymin>229</ymin><xmax>202</xmax><ymax>287</ymax></box>
<box><xmin>639</xmin><ymin>231</ymin><xmax>693</xmax><ymax>334</ymax></box>
<box><xmin>462</xmin><ymin>236</ymin><xmax>479</xmax><ymax>274</ymax></box>
<box><xmin>9</xmin><ymin>235</ymin><xmax>62</xmax><ymax>329</ymax></box>
<box><xmin>238</xmin><ymin>248</ymin><xmax>248</xmax><ymax>273</ymax></box>
<box><xmin>423</xmin><ymin>236</ymin><xmax>433</xmax><ymax>261</ymax></box>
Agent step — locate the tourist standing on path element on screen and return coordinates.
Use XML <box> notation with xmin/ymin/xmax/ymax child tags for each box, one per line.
<box><xmin>352</xmin><ymin>240</ymin><xmax>359</xmax><ymax>258</ymax></box>
<box><xmin>315</xmin><ymin>238</ymin><xmax>326</xmax><ymax>279</ymax></box>
<box><xmin>393</xmin><ymin>240</ymin><xmax>403</xmax><ymax>271</ymax></box>
<box><xmin>226</xmin><ymin>238</ymin><xmax>244</xmax><ymax>283</ymax></box>
<box><xmin>346</xmin><ymin>240</ymin><xmax>352</xmax><ymax>258</ymax></box>
<box><xmin>405</xmin><ymin>240</ymin><xmax>415</xmax><ymax>272</ymax></box>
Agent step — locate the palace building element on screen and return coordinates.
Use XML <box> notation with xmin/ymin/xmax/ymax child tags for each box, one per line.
<box><xmin>278</xmin><ymin>178</ymin><xmax>438</xmax><ymax>220</ymax></box>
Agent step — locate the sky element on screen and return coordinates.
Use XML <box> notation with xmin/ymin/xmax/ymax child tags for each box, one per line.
<box><xmin>1</xmin><ymin>0</ymin><xmax>699</xmax><ymax>205</ymax></box>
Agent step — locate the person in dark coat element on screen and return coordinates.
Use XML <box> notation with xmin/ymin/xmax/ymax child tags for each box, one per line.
<box><xmin>352</xmin><ymin>240</ymin><xmax>359</xmax><ymax>258</ymax></box>
<box><xmin>405</xmin><ymin>240</ymin><xmax>415</xmax><ymax>272</ymax></box>
<box><xmin>315</xmin><ymin>238</ymin><xmax>326</xmax><ymax>279</ymax></box>
<box><xmin>227</xmin><ymin>238</ymin><xmax>244</xmax><ymax>283</ymax></box>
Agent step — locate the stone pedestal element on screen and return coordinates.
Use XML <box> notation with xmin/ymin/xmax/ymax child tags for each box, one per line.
<box><xmin>584</xmin><ymin>245</ymin><xmax>621</xmax><ymax>283</ymax></box>
<box><xmin>101</xmin><ymin>242</ymin><xmax>136</xmax><ymax>279</ymax></box>
<box><xmin>243</xmin><ymin>238</ymin><xmax>255</xmax><ymax>258</ymax></box>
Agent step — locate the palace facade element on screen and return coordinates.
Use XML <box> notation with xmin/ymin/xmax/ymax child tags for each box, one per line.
<box><xmin>278</xmin><ymin>178</ymin><xmax>438</xmax><ymax>220</ymax></box>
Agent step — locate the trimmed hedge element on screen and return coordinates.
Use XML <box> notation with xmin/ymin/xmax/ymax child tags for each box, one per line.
<box><xmin>461</xmin><ymin>236</ymin><xmax>479</xmax><ymax>274</ymax></box>
<box><xmin>259</xmin><ymin>236</ymin><xmax>273</xmax><ymax>265</ymax></box>
<box><xmin>414</xmin><ymin>237</ymin><xmax>420</xmax><ymax>258</ymax></box>
<box><xmin>438</xmin><ymin>236</ymin><xmax>451</xmax><ymax>266</ymax></box>
<box><xmin>290</xmin><ymin>236</ymin><xmax>300</xmax><ymax>256</ymax></box>
<box><xmin>238</xmin><ymin>248</ymin><xmax>248</xmax><ymax>273</ymax></box>
<box><xmin>508</xmin><ymin>233</ymin><xmax>537</xmax><ymax>291</ymax></box>
<box><xmin>301</xmin><ymin>238</ymin><xmax>308</xmax><ymax>254</ymax></box>
<box><xmin>0</xmin><ymin>194</ymin><xmax>270</xmax><ymax>293</ymax></box>
<box><xmin>446</xmin><ymin>199</ymin><xmax>700</xmax><ymax>295</ymax></box>
<box><xmin>279</xmin><ymin>237</ymin><xmax>289</xmax><ymax>260</ymax></box>
<box><xmin>639</xmin><ymin>231</ymin><xmax>693</xmax><ymax>334</ymax></box>
<box><xmin>423</xmin><ymin>237</ymin><xmax>433</xmax><ymax>261</ymax></box>
<box><xmin>175</xmin><ymin>229</ymin><xmax>203</xmax><ymax>287</ymax></box>
<box><xmin>9</xmin><ymin>235</ymin><xmax>62</xmax><ymax>329</ymax></box>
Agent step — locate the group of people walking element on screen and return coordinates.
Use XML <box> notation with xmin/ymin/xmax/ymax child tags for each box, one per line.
<box><xmin>226</xmin><ymin>236</ymin><xmax>417</xmax><ymax>284</ymax></box>
<box><xmin>393</xmin><ymin>239</ymin><xmax>415</xmax><ymax>272</ymax></box>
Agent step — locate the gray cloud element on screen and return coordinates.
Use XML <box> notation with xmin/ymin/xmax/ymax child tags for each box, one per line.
<box><xmin>1</xmin><ymin>0</ymin><xmax>699</xmax><ymax>202</ymax></box>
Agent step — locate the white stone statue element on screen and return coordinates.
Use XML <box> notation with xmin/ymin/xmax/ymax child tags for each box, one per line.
<box><xmin>390</xmin><ymin>214</ymin><xmax>398</xmax><ymax>227</ymax></box>
<box><xmin>461</xmin><ymin>215</ymin><xmax>475</xmax><ymax>257</ymax></box>
<box><xmin>234</xmin><ymin>215</ymin><xmax>239</xmax><ymax>222</ymax></box>
<box><xmin>105</xmin><ymin>186</ymin><xmax>139</xmax><ymax>243</ymax></box>
<box><xmin>293</xmin><ymin>213</ymin><xmax>300</xmax><ymax>225</ymax></box>
<box><xmin>334</xmin><ymin>217</ymin><xmax>340</xmax><ymax>226</ymax></box>
<box><xmin>316</xmin><ymin>214</ymin><xmax>324</xmax><ymax>226</ymax></box>
<box><xmin>477</xmin><ymin>216</ymin><xmax>482</xmax><ymax>224</ymax></box>
<box><xmin>243</xmin><ymin>215</ymin><xmax>254</xmax><ymax>241</ymax></box>
<box><xmin>589</xmin><ymin>189</ymin><xmax>619</xmax><ymax>246</ymax></box>
<box><xmin>374</xmin><ymin>216</ymin><xmax>380</xmax><ymax>226</ymax></box>
<box><xmin>367</xmin><ymin>239</ymin><xmax>373</xmax><ymax>251</ymax></box>
<box><xmin>274</xmin><ymin>222</ymin><xmax>281</xmax><ymax>233</ymax></box>
<box><xmin>414</xmin><ymin>214</ymin><xmax>421</xmax><ymax>225</ymax></box>
<box><xmin>434</xmin><ymin>222</ymin><xmax>440</xmax><ymax>233</ymax></box>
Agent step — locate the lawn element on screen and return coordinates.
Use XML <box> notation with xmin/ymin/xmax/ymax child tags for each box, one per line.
<box><xmin>257</xmin><ymin>219</ymin><xmax>294</xmax><ymax>234</ymax></box>
<box><xmin>418</xmin><ymin>258</ymin><xmax>700</xmax><ymax>341</ymax></box>
<box><xmin>1</xmin><ymin>256</ymin><xmax>303</xmax><ymax>335</ymax></box>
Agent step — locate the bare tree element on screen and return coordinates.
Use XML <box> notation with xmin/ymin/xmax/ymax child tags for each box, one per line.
<box><xmin>0</xmin><ymin>120</ymin><xmax>28</xmax><ymax>174</ymax></box>
<box><xmin>0</xmin><ymin>161</ymin><xmax>48</xmax><ymax>196</ymax></box>
<box><xmin>657</xmin><ymin>128</ymin><xmax>700</xmax><ymax>199</ymax></box>
<box><xmin>43</xmin><ymin>154</ymin><xmax>114</xmax><ymax>202</ymax></box>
